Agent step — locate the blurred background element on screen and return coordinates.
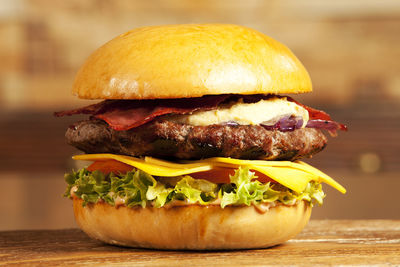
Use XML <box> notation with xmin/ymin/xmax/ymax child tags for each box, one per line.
<box><xmin>1</xmin><ymin>0</ymin><xmax>399</xmax><ymax>230</ymax></box>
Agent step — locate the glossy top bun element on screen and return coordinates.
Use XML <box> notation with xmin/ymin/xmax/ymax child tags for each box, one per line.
<box><xmin>73</xmin><ymin>24</ymin><xmax>312</xmax><ymax>100</ymax></box>
<box><xmin>73</xmin><ymin>198</ymin><xmax>312</xmax><ymax>250</ymax></box>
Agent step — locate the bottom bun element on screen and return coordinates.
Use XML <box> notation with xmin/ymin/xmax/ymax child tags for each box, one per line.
<box><xmin>73</xmin><ymin>199</ymin><xmax>311</xmax><ymax>250</ymax></box>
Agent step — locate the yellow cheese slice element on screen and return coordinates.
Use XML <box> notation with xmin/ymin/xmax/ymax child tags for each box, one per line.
<box><xmin>144</xmin><ymin>156</ymin><xmax>210</xmax><ymax>169</ymax></box>
<box><xmin>249</xmin><ymin>165</ymin><xmax>319</xmax><ymax>194</ymax></box>
<box><xmin>72</xmin><ymin>154</ymin><xmax>212</xmax><ymax>176</ymax></box>
<box><xmin>72</xmin><ymin>154</ymin><xmax>346</xmax><ymax>194</ymax></box>
<box><xmin>295</xmin><ymin>161</ymin><xmax>346</xmax><ymax>194</ymax></box>
<box><xmin>190</xmin><ymin>157</ymin><xmax>346</xmax><ymax>194</ymax></box>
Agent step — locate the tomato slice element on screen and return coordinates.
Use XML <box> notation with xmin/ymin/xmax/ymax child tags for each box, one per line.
<box><xmin>87</xmin><ymin>160</ymin><xmax>134</xmax><ymax>174</ymax></box>
<box><xmin>87</xmin><ymin>160</ymin><xmax>276</xmax><ymax>184</ymax></box>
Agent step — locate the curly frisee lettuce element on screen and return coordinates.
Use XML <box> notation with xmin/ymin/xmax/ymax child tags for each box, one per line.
<box><xmin>64</xmin><ymin>167</ymin><xmax>325</xmax><ymax>208</ymax></box>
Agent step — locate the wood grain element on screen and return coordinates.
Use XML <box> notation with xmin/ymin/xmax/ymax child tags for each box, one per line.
<box><xmin>0</xmin><ymin>220</ymin><xmax>399</xmax><ymax>266</ymax></box>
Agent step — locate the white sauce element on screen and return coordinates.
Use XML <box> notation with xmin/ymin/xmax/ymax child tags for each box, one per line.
<box><xmin>114</xmin><ymin>196</ymin><xmax>126</xmax><ymax>207</ymax></box>
<box><xmin>70</xmin><ymin>185</ymin><xmax>78</xmax><ymax>198</ymax></box>
<box><xmin>155</xmin><ymin>199</ymin><xmax>297</xmax><ymax>214</ymax></box>
<box><xmin>170</xmin><ymin>97</ymin><xmax>309</xmax><ymax>127</ymax></box>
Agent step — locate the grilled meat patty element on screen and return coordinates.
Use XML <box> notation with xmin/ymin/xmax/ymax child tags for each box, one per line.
<box><xmin>66</xmin><ymin>119</ymin><xmax>327</xmax><ymax>160</ymax></box>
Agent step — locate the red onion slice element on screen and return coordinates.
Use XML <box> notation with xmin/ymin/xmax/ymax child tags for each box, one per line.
<box><xmin>261</xmin><ymin>116</ymin><xmax>303</xmax><ymax>132</ymax></box>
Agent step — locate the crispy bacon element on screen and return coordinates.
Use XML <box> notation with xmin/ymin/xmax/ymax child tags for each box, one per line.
<box><xmin>286</xmin><ymin>97</ymin><xmax>347</xmax><ymax>132</ymax></box>
<box><xmin>54</xmin><ymin>95</ymin><xmax>230</xmax><ymax>131</ymax></box>
<box><xmin>55</xmin><ymin>94</ymin><xmax>347</xmax><ymax>132</ymax></box>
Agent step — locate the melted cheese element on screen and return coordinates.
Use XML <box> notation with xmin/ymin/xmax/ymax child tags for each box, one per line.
<box><xmin>72</xmin><ymin>154</ymin><xmax>346</xmax><ymax>194</ymax></box>
<box><xmin>170</xmin><ymin>97</ymin><xmax>309</xmax><ymax>127</ymax></box>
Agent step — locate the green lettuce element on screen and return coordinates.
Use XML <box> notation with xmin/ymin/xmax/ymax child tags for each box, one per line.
<box><xmin>64</xmin><ymin>167</ymin><xmax>325</xmax><ymax>208</ymax></box>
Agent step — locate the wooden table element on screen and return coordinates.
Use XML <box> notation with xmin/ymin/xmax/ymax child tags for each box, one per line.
<box><xmin>1</xmin><ymin>220</ymin><xmax>399</xmax><ymax>266</ymax></box>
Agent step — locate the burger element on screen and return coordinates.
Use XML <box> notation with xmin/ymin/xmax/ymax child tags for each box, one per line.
<box><xmin>55</xmin><ymin>24</ymin><xmax>347</xmax><ymax>250</ymax></box>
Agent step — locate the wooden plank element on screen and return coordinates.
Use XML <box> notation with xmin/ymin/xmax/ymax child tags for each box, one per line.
<box><xmin>0</xmin><ymin>220</ymin><xmax>399</xmax><ymax>266</ymax></box>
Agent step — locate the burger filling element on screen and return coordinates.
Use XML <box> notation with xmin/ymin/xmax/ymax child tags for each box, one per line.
<box><xmin>168</xmin><ymin>97</ymin><xmax>309</xmax><ymax>127</ymax></box>
<box><xmin>56</xmin><ymin>94</ymin><xmax>346</xmax><ymax>210</ymax></box>
<box><xmin>63</xmin><ymin>95</ymin><xmax>339</xmax><ymax>160</ymax></box>
<box><xmin>64</xmin><ymin>166</ymin><xmax>325</xmax><ymax>210</ymax></box>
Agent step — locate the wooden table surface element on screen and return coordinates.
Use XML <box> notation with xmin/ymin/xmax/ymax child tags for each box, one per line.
<box><xmin>1</xmin><ymin>220</ymin><xmax>399</xmax><ymax>266</ymax></box>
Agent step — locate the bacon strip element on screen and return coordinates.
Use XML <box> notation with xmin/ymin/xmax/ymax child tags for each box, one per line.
<box><xmin>54</xmin><ymin>95</ymin><xmax>230</xmax><ymax>131</ymax></box>
<box><xmin>286</xmin><ymin>97</ymin><xmax>347</xmax><ymax>132</ymax></box>
<box><xmin>55</xmin><ymin>94</ymin><xmax>347</xmax><ymax>132</ymax></box>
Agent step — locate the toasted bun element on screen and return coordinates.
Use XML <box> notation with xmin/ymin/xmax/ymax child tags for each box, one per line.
<box><xmin>73</xmin><ymin>198</ymin><xmax>311</xmax><ymax>250</ymax></box>
<box><xmin>73</xmin><ymin>24</ymin><xmax>312</xmax><ymax>100</ymax></box>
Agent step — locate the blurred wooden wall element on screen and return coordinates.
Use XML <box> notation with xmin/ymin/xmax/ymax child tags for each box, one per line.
<box><xmin>1</xmin><ymin>0</ymin><xmax>400</xmax><ymax>230</ymax></box>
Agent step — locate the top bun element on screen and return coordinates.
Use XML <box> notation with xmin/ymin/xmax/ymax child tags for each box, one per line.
<box><xmin>73</xmin><ymin>24</ymin><xmax>312</xmax><ymax>100</ymax></box>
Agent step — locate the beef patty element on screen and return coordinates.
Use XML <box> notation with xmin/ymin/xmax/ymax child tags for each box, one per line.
<box><xmin>66</xmin><ymin>119</ymin><xmax>327</xmax><ymax>160</ymax></box>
